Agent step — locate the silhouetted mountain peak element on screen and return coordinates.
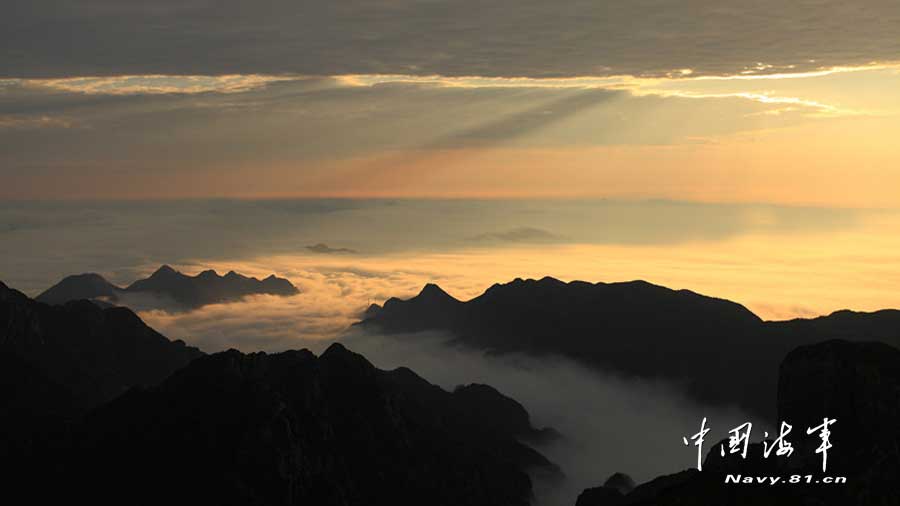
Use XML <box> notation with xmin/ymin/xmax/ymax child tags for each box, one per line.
<box><xmin>36</xmin><ymin>272</ymin><xmax>121</xmax><ymax>306</ymax></box>
<box><xmin>321</xmin><ymin>341</ymin><xmax>353</xmax><ymax>359</ymax></box>
<box><xmin>319</xmin><ymin>342</ymin><xmax>378</xmax><ymax>378</ymax></box>
<box><xmin>69</xmin><ymin>272</ymin><xmax>108</xmax><ymax>283</ymax></box>
<box><xmin>363</xmin><ymin>303</ymin><xmax>382</xmax><ymax>319</ymax></box>
<box><xmin>417</xmin><ymin>282</ymin><xmax>457</xmax><ymax>302</ymax></box>
<box><xmin>151</xmin><ymin>264</ymin><xmax>178</xmax><ymax>278</ymax></box>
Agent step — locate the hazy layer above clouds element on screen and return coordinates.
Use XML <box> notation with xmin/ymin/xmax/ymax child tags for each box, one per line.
<box><xmin>3</xmin><ymin>198</ymin><xmax>898</xmax><ymax>325</ymax></box>
<box><xmin>4</xmin><ymin>0</ymin><xmax>900</xmax><ymax>78</ymax></box>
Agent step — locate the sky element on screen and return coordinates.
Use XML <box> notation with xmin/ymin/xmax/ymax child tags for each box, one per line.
<box><xmin>3</xmin><ymin>1</ymin><xmax>900</xmax><ymax>321</ymax></box>
<box><xmin>3</xmin><ymin>1</ymin><xmax>900</xmax><ymax>205</ymax></box>
<box><xmin>3</xmin><ymin>1</ymin><xmax>900</xmax><ymax>319</ymax></box>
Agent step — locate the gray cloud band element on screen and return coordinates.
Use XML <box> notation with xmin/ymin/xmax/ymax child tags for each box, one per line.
<box><xmin>4</xmin><ymin>0</ymin><xmax>900</xmax><ymax>78</ymax></box>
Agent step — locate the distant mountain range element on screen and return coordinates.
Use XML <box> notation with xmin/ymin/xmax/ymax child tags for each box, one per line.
<box><xmin>0</xmin><ymin>280</ymin><xmax>558</xmax><ymax>505</ymax></box>
<box><xmin>36</xmin><ymin>265</ymin><xmax>299</xmax><ymax>311</ymax></box>
<box><xmin>360</xmin><ymin>277</ymin><xmax>900</xmax><ymax>418</ymax></box>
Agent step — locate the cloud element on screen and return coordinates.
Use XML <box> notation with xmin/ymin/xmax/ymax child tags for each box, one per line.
<box><xmin>0</xmin><ymin>75</ymin><xmax>839</xmax><ymax>199</ymax></box>
<box><xmin>0</xmin><ymin>114</ymin><xmax>74</xmax><ymax>130</ymax></box>
<box><xmin>4</xmin><ymin>1</ymin><xmax>900</xmax><ymax>79</ymax></box>
<box><xmin>470</xmin><ymin>227</ymin><xmax>563</xmax><ymax>244</ymax></box>
<box><xmin>15</xmin><ymin>74</ymin><xmax>294</xmax><ymax>95</ymax></box>
<box><xmin>306</xmin><ymin>243</ymin><xmax>358</xmax><ymax>254</ymax></box>
<box><xmin>140</xmin><ymin>293</ymin><xmax>353</xmax><ymax>353</ymax></box>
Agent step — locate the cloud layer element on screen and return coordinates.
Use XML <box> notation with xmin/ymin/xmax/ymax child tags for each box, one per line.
<box><xmin>4</xmin><ymin>1</ymin><xmax>900</xmax><ymax>78</ymax></box>
<box><xmin>0</xmin><ymin>73</ymin><xmax>857</xmax><ymax>200</ymax></box>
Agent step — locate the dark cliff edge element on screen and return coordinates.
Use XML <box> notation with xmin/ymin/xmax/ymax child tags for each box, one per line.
<box><xmin>36</xmin><ymin>264</ymin><xmax>300</xmax><ymax>311</ymax></box>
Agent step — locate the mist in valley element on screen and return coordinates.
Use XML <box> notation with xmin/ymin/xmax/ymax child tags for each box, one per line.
<box><xmin>342</xmin><ymin>329</ymin><xmax>754</xmax><ymax>506</ymax></box>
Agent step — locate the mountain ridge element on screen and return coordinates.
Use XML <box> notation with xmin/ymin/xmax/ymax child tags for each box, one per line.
<box><xmin>360</xmin><ymin>277</ymin><xmax>900</xmax><ymax>417</ymax></box>
<box><xmin>37</xmin><ymin>265</ymin><xmax>299</xmax><ymax>311</ymax></box>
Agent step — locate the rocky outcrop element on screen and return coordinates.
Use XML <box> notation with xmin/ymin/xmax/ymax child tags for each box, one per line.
<box><xmin>575</xmin><ymin>473</ymin><xmax>635</xmax><ymax>506</ymax></box>
<box><xmin>603</xmin><ymin>473</ymin><xmax>636</xmax><ymax>495</ymax></box>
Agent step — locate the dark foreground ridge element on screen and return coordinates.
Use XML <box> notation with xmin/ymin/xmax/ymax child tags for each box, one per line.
<box><xmin>576</xmin><ymin>340</ymin><xmax>900</xmax><ymax>505</ymax></box>
<box><xmin>36</xmin><ymin>264</ymin><xmax>299</xmax><ymax>310</ymax></box>
<box><xmin>2</xmin><ymin>280</ymin><xmax>559</xmax><ymax>506</ymax></box>
<box><xmin>7</xmin><ymin>343</ymin><xmax>560</xmax><ymax>506</ymax></box>
<box><xmin>361</xmin><ymin>277</ymin><xmax>900</xmax><ymax>417</ymax></box>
